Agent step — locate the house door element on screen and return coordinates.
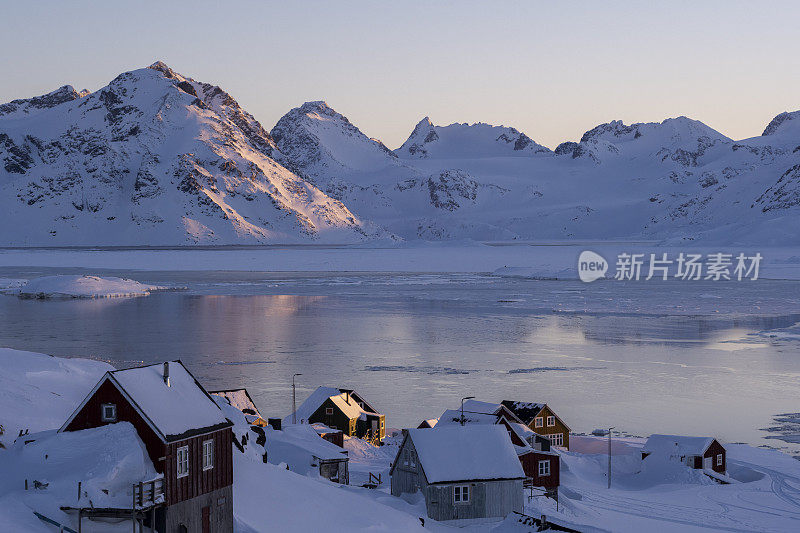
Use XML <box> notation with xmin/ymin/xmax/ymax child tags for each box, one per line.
<box><xmin>202</xmin><ymin>505</ymin><xmax>210</xmax><ymax>533</ymax></box>
<box><xmin>702</xmin><ymin>456</ymin><xmax>712</xmax><ymax>470</ymax></box>
<box><xmin>372</xmin><ymin>419</ymin><xmax>378</xmax><ymax>434</ymax></box>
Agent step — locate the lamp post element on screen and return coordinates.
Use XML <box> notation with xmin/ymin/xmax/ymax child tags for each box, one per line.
<box><xmin>460</xmin><ymin>396</ymin><xmax>475</xmax><ymax>426</ymax></box>
<box><xmin>292</xmin><ymin>373</ymin><xmax>302</xmax><ymax>425</ymax></box>
<box><xmin>607</xmin><ymin>426</ymin><xmax>615</xmax><ymax>489</ymax></box>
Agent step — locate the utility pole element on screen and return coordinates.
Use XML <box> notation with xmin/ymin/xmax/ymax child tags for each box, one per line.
<box><xmin>607</xmin><ymin>426</ymin><xmax>615</xmax><ymax>489</ymax></box>
<box><xmin>292</xmin><ymin>373</ymin><xmax>302</xmax><ymax>425</ymax></box>
<box><xmin>460</xmin><ymin>396</ymin><xmax>475</xmax><ymax>426</ymax></box>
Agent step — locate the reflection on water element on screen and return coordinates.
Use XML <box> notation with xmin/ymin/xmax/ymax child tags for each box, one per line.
<box><xmin>0</xmin><ymin>272</ymin><xmax>799</xmax><ymax>454</ymax></box>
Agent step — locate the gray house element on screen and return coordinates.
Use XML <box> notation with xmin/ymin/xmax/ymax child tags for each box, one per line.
<box><xmin>390</xmin><ymin>425</ymin><xmax>525</xmax><ymax>522</ymax></box>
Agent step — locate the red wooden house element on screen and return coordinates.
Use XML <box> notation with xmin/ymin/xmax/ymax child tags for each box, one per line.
<box><xmin>498</xmin><ymin>416</ymin><xmax>560</xmax><ymax>491</ymax></box>
<box><xmin>59</xmin><ymin>361</ymin><xmax>234</xmax><ymax>533</ymax></box>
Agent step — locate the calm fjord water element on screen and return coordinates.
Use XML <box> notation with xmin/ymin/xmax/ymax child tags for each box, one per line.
<box><xmin>1</xmin><ymin>270</ymin><xmax>798</xmax><ymax>453</ymax></box>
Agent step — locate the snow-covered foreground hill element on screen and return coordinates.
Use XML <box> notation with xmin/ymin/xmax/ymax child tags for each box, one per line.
<box><xmin>3</xmin><ymin>348</ymin><xmax>800</xmax><ymax>532</ymax></box>
<box><xmin>3</xmin><ymin>63</ymin><xmax>799</xmax><ymax>245</ymax></box>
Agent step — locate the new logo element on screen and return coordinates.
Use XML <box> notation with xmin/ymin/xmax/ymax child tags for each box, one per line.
<box><xmin>578</xmin><ymin>250</ymin><xmax>608</xmax><ymax>282</ymax></box>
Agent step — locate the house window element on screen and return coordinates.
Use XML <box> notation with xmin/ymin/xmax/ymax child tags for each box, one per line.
<box><xmin>453</xmin><ymin>485</ymin><xmax>470</xmax><ymax>503</ymax></box>
<box><xmin>546</xmin><ymin>416</ymin><xmax>556</xmax><ymax>427</ymax></box>
<box><xmin>326</xmin><ymin>408</ymin><xmax>334</xmax><ymax>415</ymax></box>
<box><xmin>380</xmin><ymin>420</ymin><xmax>385</xmax><ymax>429</ymax></box>
<box><xmin>716</xmin><ymin>454</ymin><xmax>723</xmax><ymax>467</ymax></box>
<box><xmin>538</xmin><ymin>460</ymin><xmax>551</xmax><ymax>476</ymax></box>
<box><xmin>409</xmin><ymin>451</ymin><xmax>416</xmax><ymax>468</ymax></box>
<box><xmin>177</xmin><ymin>445</ymin><xmax>189</xmax><ymax>478</ymax></box>
<box><xmin>101</xmin><ymin>403</ymin><xmax>117</xmax><ymax>422</ymax></box>
<box><xmin>202</xmin><ymin>440</ymin><xmax>214</xmax><ymax>471</ymax></box>
<box><xmin>548</xmin><ymin>433</ymin><xmax>564</xmax><ymax>447</ymax></box>
<box><xmin>534</xmin><ymin>417</ymin><xmax>543</xmax><ymax>428</ymax></box>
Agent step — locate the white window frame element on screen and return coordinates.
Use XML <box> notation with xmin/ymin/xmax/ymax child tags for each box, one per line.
<box><xmin>548</xmin><ymin>433</ymin><xmax>564</xmax><ymax>447</ymax></box>
<box><xmin>546</xmin><ymin>416</ymin><xmax>556</xmax><ymax>427</ymax></box>
<box><xmin>325</xmin><ymin>407</ymin><xmax>334</xmax><ymax>415</ymax></box>
<box><xmin>716</xmin><ymin>453</ymin><xmax>723</xmax><ymax>467</ymax></box>
<box><xmin>176</xmin><ymin>445</ymin><xmax>190</xmax><ymax>478</ymax></box>
<box><xmin>101</xmin><ymin>403</ymin><xmax>117</xmax><ymax>422</ymax></box>
<box><xmin>202</xmin><ymin>440</ymin><xmax>214</xmax><ymax>471</ymax></box>
<box><xmin>534</xmin><ymin>417</ymin><xmax>543</xmax><ymax>428</ymax></box>
<box><xmin>453</xmin><ymin>484</ymin><xmax>470</xmax><ymax>503</ymax></box>
<box><xmin>538</xmin><ymin>460</ymin><xmax>551</xmax><ymax>476</ymax></box>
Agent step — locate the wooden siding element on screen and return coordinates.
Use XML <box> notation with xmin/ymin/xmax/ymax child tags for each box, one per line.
<box><xmin>63</xmin><ymin>379</ymin><xmax>166</xmax><ymax>471</ymax></box>
<box><xmin>518</xmin><ymin>452</ymin><xmax>559</xmax><ymax>490</ymax></box>
<box><xmin>703</xmin><ymin>440</ymin><xmax>726</xmax><ymax>474</ymax></box>
<box><xmin>425</xmin><ymin>480</ymin><xmax>523</xmax><ymax>521</ymax></box>
<box><xmin>391</xmin><ymin>436</ymin><xmax>427</xmax><ymax>497</ymax></box>
<box><xmin>526</xmin><ymin>405</ymin><xmax>570</xmax><ymax>450</ymax></box>
<box><xmin>309</xmin><ymin>398</ymin><xmax>357</xmax><ymax>436</ymax></box>
<box><xmin>164</xmin><ymin>428</ymin><xmax>233</xmax><ymax>505</ymax></box>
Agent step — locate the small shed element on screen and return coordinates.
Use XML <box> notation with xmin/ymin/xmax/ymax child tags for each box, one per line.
<box><xmin>210</xmin><ymin>388</ymin><xmax>268</xmax><ymax>427</ymax></box>
<box><xmin>265</xmin><ymin>424</ymin><xmax>349</xmax><ymax>484</ymax></box>
<box><xmin>310</xmin><ymin>422</ymin><xmax>344</xmax><ymax>448</ymax></box>
<box><xmin>390</xmin><ymin>425</ymin><xmax>525</xmax><ymax>522</ymax></box>
<box><xmin>641</xmin><ymin>434</ymin><xmax>726</xmax><ymax>474</ymax></box>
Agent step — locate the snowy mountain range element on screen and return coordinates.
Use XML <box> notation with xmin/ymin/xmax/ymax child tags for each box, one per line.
<box><xmin>2</xmin><ymin>62</ymin><xmax>799</xmax><ymax>245</ymax></box>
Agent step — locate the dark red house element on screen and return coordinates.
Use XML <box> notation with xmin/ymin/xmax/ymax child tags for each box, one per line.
<box><xmin>498</xmin><ymin>416</ymin><xmax>560</xmax><ymax>491</ymax></box>
<box><xmin>59</xmin><ymin>361</ymin><xmax>234</xmax><ymax>533</ymax></box>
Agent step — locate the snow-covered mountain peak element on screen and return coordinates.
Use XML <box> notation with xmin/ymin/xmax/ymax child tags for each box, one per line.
<box><xmin>395</xmin><ymin>118</ymin><xmax>551</xmax><ymax>159</ymax></box>
<box><xmin>271</xmin><ymin>100</ymin><xmax>398</xmax><ymax>179</ymax></box>
<box><xmin>0</xmin><ymin>85</ymin><xmax>89</xmax><ymax>119</ymax></box>
<box><xmin>762</xmin><ymin>110</ymin><xmax>800</xmax><ymax>137</ymax></box>
<box><xmin>0</xmin><ymin>64</ymin><xmax>380</xmax><ymax>245</ymax></box>
<box><xmin>566</xmin><ymin>116</ymin><xmax>731</xmax><ymax>165</ymax></box>
<box><xmin>580</xmin><ymin>116</ymin><xmax>729</xmax><ymax>145</ymax></box>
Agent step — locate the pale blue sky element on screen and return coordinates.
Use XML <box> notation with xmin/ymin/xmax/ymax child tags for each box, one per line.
<box><xmin>2</xmin><ymin>1</ymin><xmax>798</xmax><ymax>148</ymax></box>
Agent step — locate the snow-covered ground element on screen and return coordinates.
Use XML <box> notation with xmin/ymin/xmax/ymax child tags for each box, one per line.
<box><xmin>3</xmin><ymin>348</ymin><xmax>800</xmax><ymax>531</ymax></box>
<box><xmin>2</xmin><ymin>274</ymin><xmax>167</xmax><ymax>299</ymax></box>
<box><xmin>524</xmin><ymin>436</ymin><xmax>800</xmax><ymax>532</ymax></box>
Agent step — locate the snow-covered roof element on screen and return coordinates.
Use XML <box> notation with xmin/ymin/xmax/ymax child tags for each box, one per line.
<box><xmin>461</xmin><ymin>399</ymin><xmax>503</xmax><ymax>414</ymax></box>
<box><xmin>210</xmin><ymin>388</ymin><xmax>262</xmax><ymax>418</ymax></box>
<box><xmin>285</xmin><ymin>386</ymin><xmax>377</xmax><ymax>425</ymax></box>
<box><xmin>436</xmin><ymin>408</ymin><xmax>499</xmax><ymax>426</ymax></box>
<box><xmin>642</xmin><ymin>434</ymin><xmax>718</xmax><ymax>457</ymax></box>
<box><xmin>310</xmin><ymin>423</ymin><xmax>340</xmax><ymax>435</ymax></box>
<box><xmin>61</xmin><ymin>361</ymin><xmax>231</xmax><ymax>442</ymax></box>
<box><xmin>501</xmin><ymin>400</ymin><xmax>546</xmax><ymax>423</ymax></box>
<box><xmin>266</xmin><ymin>425</ymin><xmax>348</xmax><ymax>462</ymax></box>
<box><xmin>399</xmin><ymin>425</ymin><xmax>525</xmax><ymax>483</ymax></box>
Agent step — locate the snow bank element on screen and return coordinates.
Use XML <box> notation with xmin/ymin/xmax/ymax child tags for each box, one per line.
<box><xmin>0</xmin><ymin>424</ymin><xmax>158</xmax><ymax>532</ymax></box>
<box><xmin>9</xmin><ymin>275</ymin><xmax>166</xmax><ymax>299</ymax></box>
<box><xmin>233</xmin><ymin>454</ymin><xmax>427</xmax><ymax>532</ymax></box>
<box><xmin>0</xmin><ymin>348</ymin><xmax>112</xmax><ymax>446</ymax></box>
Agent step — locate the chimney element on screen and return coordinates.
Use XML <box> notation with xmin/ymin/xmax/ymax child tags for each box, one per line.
<box><xmin>163</xmin><ymin>361</ymin><xmax>170</xmax><ymax>387</ymax></box>
<box><xmin>345</xmin><ymin>391</ymin><xmax>351</xmax><ymax>405</ymax></box>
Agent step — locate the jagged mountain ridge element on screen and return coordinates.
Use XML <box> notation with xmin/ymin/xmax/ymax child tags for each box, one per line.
<box><xmin>274</xmin><ymin>100</ymin><xmax>800</xmax><ymax>243</ymax></box>
<box><xmin>395</xmin><ymin>117</ymin><xmax>552</xmax><ymax>159</ymax></box>
<box><xmin>0</xmin><ymin>63</ymin><xmax>381</xmax><ymax>245</ymax></box>
<box><xmin>2</xmin><ymin>61</ymin><xmax>800</xmax><ymax>245</ymax></box>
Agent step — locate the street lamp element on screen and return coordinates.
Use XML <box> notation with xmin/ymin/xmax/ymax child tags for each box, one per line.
<box><xmin>292</xmin><ymin>373</ymin><xmax>303</xmax><ymax>425</ymax></box>
<box><xmin>607</xmin><ymin>426</ymin><xmax>615</xmax><ymax>489</ymax></box>
<box><xmin>460</xmin><ymin>396</ymin><xmax>475</xmax><ymax>426</ymax></box>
